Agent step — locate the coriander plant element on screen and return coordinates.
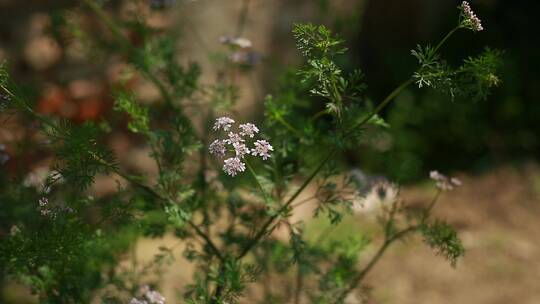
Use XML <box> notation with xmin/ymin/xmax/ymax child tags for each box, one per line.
<box><xmin>0</xmin><ymin>1</ymin><xmax>501</xmax><ymax>303</ymax></box>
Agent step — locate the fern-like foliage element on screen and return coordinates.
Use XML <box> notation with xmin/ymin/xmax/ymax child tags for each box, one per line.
<box><xmin>412</xmin><ymin>45</ymin><xmax>502</xmax><ymax>101</ymax></box>
<box><xmin>420</xmin><ymin>220</ymin><xmax>466</xmax><ymax>267</ymax></box>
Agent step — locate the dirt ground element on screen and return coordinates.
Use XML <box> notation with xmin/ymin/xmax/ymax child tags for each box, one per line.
<box><xmin>364</xmin><ymin>163</ymin><xmax>540</xmax><ymax>304</ymax></box>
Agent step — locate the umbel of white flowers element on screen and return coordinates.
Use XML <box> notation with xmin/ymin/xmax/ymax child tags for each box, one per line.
<box><xmin>430</xmin><ymin>170</ymin><xmax>462</xmax><ymax>191</ymax></box>
<box><xmin>129</xmin><ymin>285</ymin><xmax>166</xmax><ymax>304</ymax></box>
<box><xmin>209</xmin><ymin>117</ymin><xmax>273</xmax><ymax>177</ymax></box>
<box><xmin>460</xmin><ymin>1</ymin><xmax>483</xmax><ymax>32</ymax></box>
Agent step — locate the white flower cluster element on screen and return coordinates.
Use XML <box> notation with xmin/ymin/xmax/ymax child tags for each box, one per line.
<box><xmin>38</xmin><ymin>196</ymin><xmax>74</xmax><ymax>219</ymax></box>
<box><xmin>129</xmin><ymin>285</ymin><xmax>166</xmax><ymax>304</ymax></box>
<box><xmin>218</xmin><ymin>36</ymin><xmax>260</xmax><ymax>66</ymax></box>
<box><xmin>9</xmin><ymin>225</ymin><xmax>21</xmax><ymax>237</ymax></box>
<box><xmin>209</xmin><ymin>117</ymin><xmax>273</xmax><ymax>177</ymax></box>
<box><xmin>363</xmin><ymin>181</ymin><xmax>399</xmax><ymax>207</ymax></box>
<box><xmin>460</xmin><ymin>1</ymin><xmax>483</xmax><ymax>32</ymax></box>
<box><xmin>38</xmin><ymin>197</ymin><xmax>56</xmax><ymax>218</ymax></box>
<box><xmin>430</xmin><ymin>170</ymin><xmax>462</xmax><ymax>191</ymax></box>
<box><xmin>219</xmin><ymin>36</ymin><xmax>253</xmax><ymax>49</ymax></box>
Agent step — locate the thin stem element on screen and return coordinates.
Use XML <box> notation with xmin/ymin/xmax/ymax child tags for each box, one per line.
<box><xmin>294</xmin><ymin>260</ymin><xmax>303</xmax><ymax>304</ymax></box>
<box><xmin>141</xmin><ymin>70</ymin><xmax>174</xmax><ymax>105</ymax></box>
<box><xmin>345</xmin><ymin>78</ymin><xmax>414</xmax><ymax>138</ymax></box>
<box><xmin>310</xmin><ymin>109</ymin><xmax>329</xmax><ymax>122</ymax></box>
<box><xmin>424</xmin><ymin>189</ymin><xmax>442</xmax><ymax>219</ymax></box>
<box><xmin>236</xmin><ymin>66</ymin><xmax>418</xmax><ymax>260</ymax></box>
<box><xmin>83</xmin><ymin>0</ymin><xmax>174</xmax><ymax>105</ymax></box>
<box><xmin>188</xmin><ymin>221</ymin><xmax>225</xmax><ymax>262</ymax></box>
<box><xmin>237</xmin><ymin>150</ymin><xmax>335</xmax><ymax>259</ymax></box>
<box><xmin>83</xmin><ymin>0</ymin><xmax>130</xmax><ymax>48</ymax></box>
<box><xmin>343</xmin><ymin>25</ymin><xmax>461</xmax><ymax>138</ymax></box>
<box><xmin>337</xmin><ymin>188</ymin><xmax>444</xmax><ymax>299</ymax></box>
<box><xmin>337</xmin><ymin>226</ymin><xmax>417</xmax><ymax>301</ymax></box>
<box><xmin>312</xmin><ymin>223</ymin><xmax>336</xmax><ymax>247</ymax></box>
<box><xmin>276</xmin><ymin>115</ymin><xmax>302</xmax><ymax>137</ymax></box>
<box><xmin>245</xmin><ymin>159</ymin><xmax>271</xmax><ymax>205</ymax></box>
<box><xmin>290</xmin><ymin>195</ymin><xmax>317</xmax><ymax>209</ymax></box>
<box><xmin>434</xmin><ymin>26</ymin><xmax>460</xmax><ymax>54</ymax></box>
<box><xmin>2</xmin><ymin>85</ymin><xmax>220</xmax><ymax>263</ymax></box>
<box><xmin>235</xmin><ymin>0</ymin><xmax>251</xmax><ymax>37</ymax></box>
<box><xmin>90</xmin><ymin>155</ymin><xmax>226</xmax><ymax>263</ymax></box>
<box><xmin>1</xmin><ymin>85</ymin><xmax>63</xmax><ymax>135</ymax></box>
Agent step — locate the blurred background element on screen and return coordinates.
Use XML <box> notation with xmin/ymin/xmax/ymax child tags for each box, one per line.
<box><xmin>1</xmin><ymin>0</ymin><xmax>539</xmax><ymax>303</ymax></box>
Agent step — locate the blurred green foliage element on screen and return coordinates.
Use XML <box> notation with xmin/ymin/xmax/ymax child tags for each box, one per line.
<box><xmin>335</xmin><ymin>1</ymin><xmax>540</xmax><ymax>182</ymax></box>
<box><xmin>278</xmin><ymin>1</ymin><xmax>538</xmax><ymax>182</ymax></box>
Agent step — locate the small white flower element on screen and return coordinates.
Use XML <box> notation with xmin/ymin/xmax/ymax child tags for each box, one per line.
<box><xmin>39</xmin><ymin>197</ymin><xmax>49</xmax><ymax>207</ymax></box>
<box><xmin>251</xmin><ymin>140</ymin><xmax>273</xmax><ymax>160</ymax></box>
<box><xmin>361</xmin><ymin>182</ymin><xmax>399</xmax><ymax>211</ymax></box>
<box><xmin>460</xmin><ymin>1</ymin><xmax>483</xmax><ymax>32</ymax></box>
<box><xmin>40</xmin><ymin>208</ymin><xmax>56</xmax><ymax>219</ymax></box>
<box><xmin>429</xmin><ymin>171</ymin><xmax>444</xmax><ymax>181</ymax></box>
<box><xmin>232</xmin><ymin>37</ymin><xmax>252</xmax><ymax>49</ymax></box>
<box><xmin>145</xmin><ymin>290</ymin><xmax>166</xmax><ymax>304</ymax></box>
<box><xmin>129</xmin><ymin>298</ymin><xmax>148</xmax><ymax>304</ymax></box>
<box><xmin>219</xmin><ymin>36</ymin><xmax>252</xmax><ymax>48</ymax></box>
<box><xmin>213</xmin><ymin>116</ymin><xmax>235</xmax><ymax>131</ymax></box>
<box><xmin>225</xmin><ymin>132</ymin><xmax>244</xmax><ymax>145</ymax></box>
<box><xmin>233</xmin><ymin>142</ymin><xmax>250</xmax><ymax>158</ymax></box>
<box><xmin>229</xmin><ymin>51</ymin><xmax>261</xmax><ymax>66</ymax></box>
<box><xmin>430</xmin><ymin>170</ymin><xmax>462</xmax><ymax>191</ymax></box>
<box><xmin>239</xmin><ymin>123</ymin><xmax>259</xmax><ymax>138</ymax></box>
<box><xmin>223</xmin><ymin>157</ymin><xmax>246</xmax><ymax>176</ymax></box>
<box><xmin>209</xmin><ymin>118</ymin><xmax>273</xmax><ymax>177</ymax></box>
<box><xmin>209</xmin><ymin>139</ymin><xmax>226</xmax><ymax>157</ymax></box>
<box><xmin>450</xmin><ymin>177</ymin><xmax>462</xmax><ymax>187</ymax></box>
<box><xmin>10</xmin><ymin>225</ymin><xmax>21</xmax><ymax>236</ymax></box>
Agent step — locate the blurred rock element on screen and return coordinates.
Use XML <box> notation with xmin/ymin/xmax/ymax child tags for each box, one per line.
<box><xmin>37</xmin><ymin>86</ymin><xmax>68</xmax><ymax>115</ymax></box>
<box><xmin>68</xmin><ymin>79</ymin><xmax>102</xmax><ymax>100</ymax></box>
<box><xmin>133</xmin><ymin>78</ymin><xmax>161</xmax><ymax>104</ymax></box>
<box><xmin>75</xmin><ymin>97</ymin><xmax>105</xmax><ymax>122</ymax></box>
<box><xmin>24</xmin><ymin>35</ymin><xmax>62</xmax><ymax>70</ymax></box>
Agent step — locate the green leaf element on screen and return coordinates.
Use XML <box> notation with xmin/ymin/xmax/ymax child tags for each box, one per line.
<box><xmin>113</xmin><ymin>91</ymin><xmax>150</xmax><ymax>134</ymax></box>
<box><xmin>420</xmin><ymin>220</ymin><xmax>465</xmax><ymax>267</ymax></box>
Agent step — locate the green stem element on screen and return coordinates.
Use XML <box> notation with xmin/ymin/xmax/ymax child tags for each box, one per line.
<box><xmin>83</xmin><ymin>0</ymin><xmax>174</xmax><ymax>105</ymax></box>
<box><xmin>276</xmin><ymin>115</ymin><xmax>302</xmax><ymax>137</ymax></box>
<box><xmin>424</xmin><ymin>189</ymin><xmax>442</xmax><ymax>219</ymax></box>
<box><xmin>345</xmin><ymin>78</ymin><xmax>414</xmax><ymax>138</ymax></box>
<box><xmin>310</xmin><ymin>109</ymin><xmax>329</xmax><ymax>121</ymax></box>
<box><xmin>337</xmin><ymin>226</ymin><xmax>418</xmax><ymax>301</ymax></box>
<box><xmin>237</xmin><ymin>149</ymin><xmax>335</xmax><ymax>259</ymax></box>
<box><xmin>434</xmin><ymin>26</ymin><xmax>460</xmax><ymax>54</ymax></box>
<box><xmin>342</xmin><ymin>26</ymin><xmax>460</xmax><ymax>138</ymax></box>
<box><xmin>245</xmin><ymin>159</ymin><xmax>270</xmax><ymax>205</ymax></box>
<box><xmin>83</xmin><ymin>0</ymin><xmax>130</xmax><ymax>48</ymax></box>
<box><xmin>337</xmin><ymin>186</ymin><xmax>443</xmax><ymax>299</ymax></box>
<box><xmin>123</xmin><ymin>171</ymin><xmax>224</xmax><ymax>262</ymax></box>
<box><xmin>236</xmin><ymin>64</ymin><xmax>419</xmax><ymax>260</ymax></box>
<box><xmin>90</xmin><ymin>153</ymin><xmax>226</xmax><ymax>263</ymax></box>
